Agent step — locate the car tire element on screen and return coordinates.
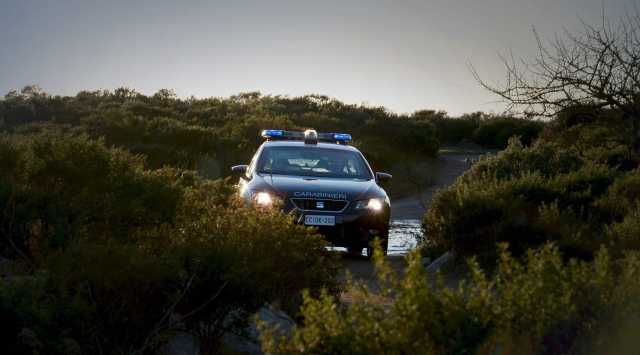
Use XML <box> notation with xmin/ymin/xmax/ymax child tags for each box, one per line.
<box><xmin>346</xmin><ymin>245</ymin><xmax>363</xmax><ymax>257</ymax></box>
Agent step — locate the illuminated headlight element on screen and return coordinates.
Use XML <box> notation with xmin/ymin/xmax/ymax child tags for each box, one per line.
<box><xmin>254</xmin><ymin>192</ymin><xmax>273</xmax><ymax>206</ymax></box>
<box><xmin>355</xmin><ymin>198</ymin><xmax>384</xmax><ymax>212</ymax></box>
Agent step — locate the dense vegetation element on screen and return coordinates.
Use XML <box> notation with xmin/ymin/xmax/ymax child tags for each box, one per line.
<box><xmin>0</xmin><ymin>87</ymin><xmax>438</xmax><ymax>176</ymax></box>
<box><xmin>0</xmin><ymin>87</ymin><xmax>543</xmax><ymax>197</ymax></box>
<box><xmin>416</xmin><ymin>110</ymin><xmax>544</xmax><ymax>149</ymax></box>
<box><xmin>0</xmin><ymin>133</ymin><xmax>338</xmax><ymax>354</ymax></box>
<box><xmin>424</xmin><ymin>108</ymin><xmax>639</xmax><ymax>264</ymax></box>
<box><xmin>261</xmin><ymin>104</ymin><xmax>640</xmax><ymax>354</ymax></box>
<box><xmin>0</xmin><ymin>86</ymin><xmax>545</xmax><ymax>354</ymax></box>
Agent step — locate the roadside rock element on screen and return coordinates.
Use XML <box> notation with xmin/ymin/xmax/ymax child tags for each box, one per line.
<box><xmin>0</xmin><ymin>256</ymin><xmax>16</xmax><ymax>279</ymax></box>
<box><xmin>223</xmin><ymin>305</ymin><xmax>295</xmax><ymax>355</ymax></box>
<box><xmin>425</xmin><ymin>251</ymin><xmax>455</xmax><ymax>273</ymax></box>
<box><xmin>162</xmin><ymin>332</ymin><xmax>199</xmax><ymax>355</ymax></box>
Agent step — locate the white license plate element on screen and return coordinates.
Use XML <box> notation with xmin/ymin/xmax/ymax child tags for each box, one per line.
<box><xmin>304</xmin><ymin>215</ymin><xmax>335</xmax><ymax>226</ymax></box>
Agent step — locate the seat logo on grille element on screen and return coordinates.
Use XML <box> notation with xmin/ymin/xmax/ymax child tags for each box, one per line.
<box><xmin>316</xmin><ymin>201</ymin><xmax>325</xmax><ymax>209</ymax></box>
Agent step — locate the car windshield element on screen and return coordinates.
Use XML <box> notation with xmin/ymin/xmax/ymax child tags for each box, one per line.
<box><xmin>258</xmin><ymin>146</ymin><xmax>372</xmax><ymax>179</ymax></box>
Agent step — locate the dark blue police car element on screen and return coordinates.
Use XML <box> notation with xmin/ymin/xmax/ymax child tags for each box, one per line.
<box><xmin>231</xmin><ymin>129</ymin><xmax>392</xmax><ymax>257</ymax></box>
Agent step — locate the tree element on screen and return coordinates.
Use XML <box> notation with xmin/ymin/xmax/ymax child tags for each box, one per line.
<box><xmin>473</xmin><ymin>10</ymin><xmax>640</xmax><ymax>153</ymax></box>
<box><xmin>20</xmin><ymin>85</ymin><xmax>46</xmax><ymax>98</ymax></box>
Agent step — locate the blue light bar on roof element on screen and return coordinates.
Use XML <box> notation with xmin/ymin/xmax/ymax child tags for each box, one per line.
<box><xmin>261</xmin><ymin>129</ymin><xmax>284</xmax><ymax>138</ymax></box>
<box><xmin>261</xmin><ymin>129</ymin><xmax>353</xmax><ymax>143</ymax></box>
<box><xmin>333</xmin><ymin>133</ymin><xmax>352</xmax><ymax>142</ymax></box>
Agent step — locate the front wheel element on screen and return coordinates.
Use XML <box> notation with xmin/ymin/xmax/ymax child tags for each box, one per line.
<box><xmin>346</xmin><ymin>245</ymin><xmax>363</xmax><ymax>256</ymax></box>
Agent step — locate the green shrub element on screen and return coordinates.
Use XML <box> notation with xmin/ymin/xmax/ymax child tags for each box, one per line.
<box><xmin>472</xmin><ymin>116</ymin><xmax>544</xmax><ymax>149</ymax></box>
<box><xmin>0</xmin><ymin>195</ymin><xmax>338</xmax><ymax>354</ymax></box>
<box><xmin>0</xmin><ymin>133</ymin><xmax>183</xmax><ymax>260</ymax></box>
<box><xmin>0</xmin><ymin>132</ymin><xmax>339</xmax><ymax>354</ymax></box>
<box><xmin>423</xmin><ymin>140</ymin><xmax>619</xmax><ymax>262</ymax></box>
<box><xmin>417</xmin><ymin>111</ymin><xmax>479</xmax><ymax>143</ymax></box>
<box><xmin>605</xmin><ymin>207</ymin><xmax>640</xmax><ymax>256</ymax></box>
<box><xmin>0</xmin><ymin>276</ymin><xmax>60</xmax><ymax>354</ymax></box>
<box><xmin>168</xmin><ymin>194</ymin><xmax>338</xmax><ymax>352</ymax></box>
<box><xmin>261</xmin><ymin>245</ymin><xmax>640</xmax><ymax>355</ymax></box>
<box><xmin>172</xmin><ymin>186</ymin><xmax>340</xmax><ymax>312</ymax></box>
<box><xmin>417</xmin><ymin>111</ymin><xmax>545</xmax><ymax>148</ymax></box>
<box><xmin>539</xmin><ymin>106</ymin><xmax>636</xmax><ymax>168</ymax></box>
<box><xmin>459</xmin><ymin>139</ymin><xmax>584</xmax><ymax>184</ymax></box>
<box><xmin>84</xmin><ymin>110</ymin><xmax>221</xmax><ymax>169</ymax></box>
<box><xmin>595</xmin><ymin>170</ymin><xmax>640</xmax><ymax>221</ymax></box>
<box><xmin>42</xmin><ymin>243</ymin><xmax>176</xmax><ymax>354</ymax></box>
<box><xmin>1</xmin><ymin>89</ymin><xmax>442</xmax><ymax>187</ymax></box>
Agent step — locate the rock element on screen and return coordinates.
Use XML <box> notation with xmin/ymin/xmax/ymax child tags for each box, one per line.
<box><xmin>19</xmin><ymin>328</ymin><xmax>42</xmax><ymax>351</ymax></box>
<box><xmin>425</xmin><ymin>251</ymin><xmax>455</xmax><ymax>273</ymax></box>
<box><xmin>223</xmin><ymin>305</ymin><xmax>296</xmax><ymax>355</ymax></box>
<box><xmin>60</xmin><ymin>338</ymin><xmax>82</xmax><ymax>355</ymax></box>
<box><xmin>0</xmin><ymin>256</ymin><xmax>15</xmax><ymax>279</ymax></box>
<box><xmin>162</xmin><ymin>332</ymin><xmax>199</xmax><ymax>355</ymax></box>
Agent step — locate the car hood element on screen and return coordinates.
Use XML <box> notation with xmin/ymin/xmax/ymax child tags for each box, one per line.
<box><xmin>260</xmin><ymin>174</ymin><xmax>379</xmax><ymax>201</ymax></box>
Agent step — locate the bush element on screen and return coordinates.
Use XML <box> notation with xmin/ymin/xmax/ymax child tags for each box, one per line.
<box><xmin>0</xmin><ymin>196</ymin><xmax>337</xmax><ymax>355</ymax></box>
<box><xmin>458</xmin><ymin>139</ymin><xmax>584</xmax><ymax>184</ymax></box>
<box><xmin>172</xmin><ymin>185</ymin><xmax>340</xmax><ymax>310</ymax></box>
<box><xmin>423</xmin><ymin>140</ymin><xmax>619</xmax><ymax>262</ymax></box>
<box><xmin>417</xmin><ymin>111</ymin><xmax>545</xmax><ymax>148</ymax></box>
<box><xmin>1</xmin><ymin>89</ymin><xmax>442</xmax><ymax>186</ymax></box>
<box><xmin>0</xmin><ymin>276</ymin><xmax>59</xmax><ymax>354</ymax></box>
<box><xmin>43</xmin><ymin>244</ymin><xmax>176</xmax><ymax>354</ymax></box>
<box><xmin>261</xmin><ymin>245</ymin><xmax>640</xmax><ymax>355</ymax></box>
<box><xmin>539</xmin><ymin>106</ymin><xmax>637</xmax><ymax>168</ymax></box>
<box><xmin>595</xmin><ymin>170</ymin><xmax>640</xmax><ymax>221</ymax></box>
<box><xmin>605</xmin><ymin>207</ymin><xmax>640</xmax><ymax>256</ymax></box>
<box><xmin>472</xmin><ymin>116</ymin><xmax>544</xmax><ymax>149</ymax></box>
<box><xmin>417</xmin><ymin>111</ymin><xmax>479</xmax><ymax>144</ymax></box>
<box><xmin>84</xmin><ymin>110</ymin><xmax>221</xmax><ymax>169</ymax></box>
<box><xmin>0</xmin><ymin>132</ymin><xmax>339</xmax><ymax>354</ymax></box>
<box><xmin>0</xmin><ymin>133</ymin><xmax>183</xmax><ymax>260</ymax></box>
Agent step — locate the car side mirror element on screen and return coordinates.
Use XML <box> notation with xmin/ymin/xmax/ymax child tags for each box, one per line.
<box><xmin>376</xmin><ymin>172</ymin><xmax>392</xmax><ymax>183</ymax></box>
<box><xmin>231</xmin><ymin>165</ymin><xmax>249</xmax><ymax>179</ymax></box>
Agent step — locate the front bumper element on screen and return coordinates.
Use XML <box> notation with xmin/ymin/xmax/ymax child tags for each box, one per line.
<box><xmin>290</xmin><ymin>207</ymin><xmax>390</xmax><ymax>248</ymax></box>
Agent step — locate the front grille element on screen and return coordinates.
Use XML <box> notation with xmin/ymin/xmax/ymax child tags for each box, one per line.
<box><xmin>290</xmin><ymin>198</ymin><xmax>348</xmax><ymax>212</ymax></box>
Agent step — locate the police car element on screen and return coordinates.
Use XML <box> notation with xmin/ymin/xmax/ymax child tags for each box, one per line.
<box><xmin>231</xmin><ymin>129</ymin><xmax>392</xmax><ymax>257</ymax></box>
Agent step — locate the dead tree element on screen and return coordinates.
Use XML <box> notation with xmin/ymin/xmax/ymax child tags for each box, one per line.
<box><xmin>472</xmin><ymin>10</ymin><xmax>640</xmax><ymax>153</ymax></box>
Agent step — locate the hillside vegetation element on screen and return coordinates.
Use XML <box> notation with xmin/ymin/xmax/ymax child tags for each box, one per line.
<box><xmin>0</xmin><ymin>87</ymin><xmax>541</xmax><ymax>196</ymax></box>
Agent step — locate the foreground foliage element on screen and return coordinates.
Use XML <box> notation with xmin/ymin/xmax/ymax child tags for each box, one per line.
<box><xmin>261</xmin><ymin>245</ymin><xmax>640</xmax><ymax>355</ymax></box>
<box><xmin>0</xmin><ymin>133</ymin><xmax>337</xmax><ymax>354</ymax></box>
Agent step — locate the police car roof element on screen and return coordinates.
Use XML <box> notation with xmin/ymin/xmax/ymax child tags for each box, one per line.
<box><xmin>262</xmin><ymin>140</ymin><xmax>361</xmax><ymax>152</ymax></box>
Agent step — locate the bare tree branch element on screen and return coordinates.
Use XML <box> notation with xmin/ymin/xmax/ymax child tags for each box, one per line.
<box><xmin>474</xmin><ymin>10</ymin><xmax>640</xmax><ymax>119</ymax></box>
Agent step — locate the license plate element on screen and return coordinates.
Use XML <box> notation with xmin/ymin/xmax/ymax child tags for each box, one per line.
<box><xmin>304</xmin><ymin>215</ymin><xmax>335</xmax><ymax>226</ymax></box>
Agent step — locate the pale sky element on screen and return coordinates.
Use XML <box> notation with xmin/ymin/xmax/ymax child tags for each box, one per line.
<box><xmin>0</xmin><ymin>0</ymin><xmax>633</xmax><ymax>115</ymax></box>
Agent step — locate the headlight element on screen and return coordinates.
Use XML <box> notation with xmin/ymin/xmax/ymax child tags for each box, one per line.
<box><xmin>355</xmin><ymin>198</ymin><xmax>384</xmax><ymax>212</ymax></box>
<box><xmin>254</xmin><ymin>192</ymin><xmax>273</xmax><ymax>207</ymax></box>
